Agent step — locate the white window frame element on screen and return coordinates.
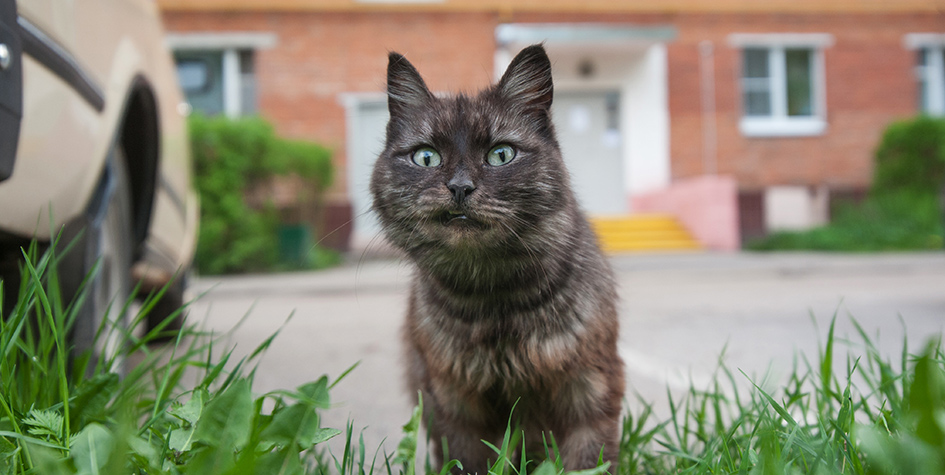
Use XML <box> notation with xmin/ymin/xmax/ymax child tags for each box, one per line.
<box><xmin>729</xmin><ymin>33</ymin><xmax>833</xmax><ymax>137</ymax></box>
<box><xmin>905</xmin><ymin>33</ymin><xmax>945</xmax><ymax>116</ymax></box>
<box><xmin>166</xmin><ymin>32</ymin><xmax>277</xmax><ymax>118</ymax></box>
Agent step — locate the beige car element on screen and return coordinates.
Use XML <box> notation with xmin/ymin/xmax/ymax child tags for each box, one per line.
<box><xmin>0</xmin><ymin>0</ymin><xmax>198</xmax><ymax>358</ymax></box>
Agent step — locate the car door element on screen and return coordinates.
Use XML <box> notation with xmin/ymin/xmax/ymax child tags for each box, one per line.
<box><xmin>0</xmin><ymin>0</ymin><xmax>23</xmax><ymax>182</ymax></box>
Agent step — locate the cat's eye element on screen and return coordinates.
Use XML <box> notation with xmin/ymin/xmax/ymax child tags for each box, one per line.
<box><xmin>486</xmin><ymin>144</ymin><xmax>516</xmax><ymax>167</ymax></box>
<box><xmin>411</xmin><ymin>147</ymin><xmax>442</xmax><ymax>167</ymax></box>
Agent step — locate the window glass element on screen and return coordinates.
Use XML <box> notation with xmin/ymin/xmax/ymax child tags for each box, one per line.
<box><xmin>917</xmin><ymin>49</ymin><xmax>928</xmax><ymax>112</ymax></box>
<box><xmin>742</xmin><ymin>49</ymin><xmax>771</xmax><ymax>116</ymax></box>
<box><xmin>785</xmin><ymin>49</ymin><xmax>813</xmax><ymax>116</ymax></box>
<box><xmin>941</xmin><ymin>49</ymin><xmax>945</xmax><ymax>113</ymax></box>
<box><xmin>915</xmin><ymin>47</ymin><xmax>945</xmax><ymax>115</ymax></box>
<box><xmin>239</xmin><ymin>49</ymin><xmax>257</xmax><ymax>116</ymax></box>
<box><xmin>744</xmin><ymin>48</ymin><xmax>769</xmax><ymax>78</ymax></box>
<box><xmin>174</xmin><ymin>51</ymin><xmax>224</xmax><ymax>116</ymax></box>
<box><xmin>177</xmin><ymin>60</ymin><xmax>210</xmax><ymax>93</ymax></box>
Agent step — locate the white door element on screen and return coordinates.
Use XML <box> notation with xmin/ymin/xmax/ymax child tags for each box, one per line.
<box><xmin>551</xmin><ymin>91</ymin><xmax>627</xmax><ymax>215</ymax></box>
<box><xmin>347</xmin><ymin>99</ymin><xmax>389</xmax><ymax>245</ymax></box>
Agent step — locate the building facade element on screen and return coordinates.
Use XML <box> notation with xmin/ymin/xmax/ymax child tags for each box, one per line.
<box><xmin>158</xmin><ymin>0</ymin><xmax>945</xmax><ymax>250</ymax></box>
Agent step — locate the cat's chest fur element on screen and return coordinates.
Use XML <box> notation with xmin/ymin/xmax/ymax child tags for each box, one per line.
<box><xmin>403</xmin><ymin>216</ymin><xmax>616</xmax><ymax>393</ymax></box>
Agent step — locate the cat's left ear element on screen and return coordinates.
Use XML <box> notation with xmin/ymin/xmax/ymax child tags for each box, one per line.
<box><xmin>387</xmin><ymin>52</ymin><xmax>435</xmax><ymax>117</ymax></box>
<box><xmin>497</xmin><ymin>44</ymin><xmax>554</xmax><ymax>111</ymax></box>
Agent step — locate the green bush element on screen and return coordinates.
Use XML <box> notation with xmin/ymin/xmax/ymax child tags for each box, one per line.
<box><xmin>189</xmin><ymin>114</ymin><xmax>335</xmax><ymax>275</ymax></box>
<box><xmin>873</xmin><ymin>115</ymin><xmax>945</xmax><ymax>197</ymax></box>
<box><xmin>749</xmin><ymin>190</ymin><xmax>944</xmax><ymax>251</ymax></box>
<box><xmin>749</xmin><ymin>116</ymin><xmax>945</xmax><ymax>251</ymax></box>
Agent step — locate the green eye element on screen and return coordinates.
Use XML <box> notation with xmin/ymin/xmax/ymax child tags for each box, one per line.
<box><xmin>486</xmin><ymin>144</ymin><xmax>516</xmax><ymax>166</ymax></box>
<box><xmin>411</xmin><ymin>147</ymin><xmax>441</xmax><ymax>167</ymax></box>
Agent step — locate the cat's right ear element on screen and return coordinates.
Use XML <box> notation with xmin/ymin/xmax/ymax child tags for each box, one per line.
<box><xmin>497</xmin><ymin>44</ymin><xmax>554</xmax><ymax>112</ymax></box>
<box><xmin>387</xmin><ymin>52</ymin><xmax>434</xmax><ymax>116</ymax></box>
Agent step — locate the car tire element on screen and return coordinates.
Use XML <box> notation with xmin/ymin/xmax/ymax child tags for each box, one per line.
<box><xmin>145</xmin><ymin>269</ymin><xmax>187</xmax><ymax>341</ymax></box>
<box><xmin>69</xmin><ymin>146</ymin><xmax>134</xmax><ymax>375</ymax></box>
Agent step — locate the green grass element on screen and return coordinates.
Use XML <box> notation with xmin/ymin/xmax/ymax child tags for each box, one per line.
<box><xmin>1</xmin><ymin>241</ymin><xmax>944</xmax><ymax>474</ymax></box>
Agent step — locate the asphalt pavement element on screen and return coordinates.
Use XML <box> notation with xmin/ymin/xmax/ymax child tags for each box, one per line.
<box><xmin>188</xmin><ymin>251</ymin><xmax>945</xmax><ymax>458</ymax></box>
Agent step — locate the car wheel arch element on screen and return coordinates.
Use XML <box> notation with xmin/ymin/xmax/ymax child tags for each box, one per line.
<box><xmin>115</xmin><ymin>75</ymin><xmax>160</xmax><ymax>262</ymax></box>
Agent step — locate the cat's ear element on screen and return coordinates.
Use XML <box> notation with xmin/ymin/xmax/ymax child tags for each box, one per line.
<box><xmin>497</xmin><ymin>44</ymin><xmax>554</xmax><ymax>111</ymax></box>
<box><xmin>387</xmin><ymin>52</ymin><xmax>434</xmax><ymax>116</ymax></box>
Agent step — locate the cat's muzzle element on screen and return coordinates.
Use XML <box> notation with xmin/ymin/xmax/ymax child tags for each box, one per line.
<box><xmin>436</xmin><ymin>209</ymin><xmax>485</xmax><ymax>229</ymax></box>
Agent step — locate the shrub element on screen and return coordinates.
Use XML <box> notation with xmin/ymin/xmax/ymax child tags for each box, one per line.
<box><xmin>749</xmin><ymin>116</ymin><xmax>945</xmax><ymax>251</ymax></box>
<box><xmin>873</xmin><ymin>115</ymin><xmax>945</xmax><ymax>197</ymax></box>
<box><xmin>748</xmin><ymin>190</ymin><xmax>944</xmax><ymax>251</ymax></box>
<box><xmin>189</xmin><ymin>114</ymin><xmax>334</xmax><ymax>274</ymax></box>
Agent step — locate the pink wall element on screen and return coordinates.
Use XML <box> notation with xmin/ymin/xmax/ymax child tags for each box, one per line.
<box><xmin>632</xmin><ymin>175</ymin><xmax>741</xmax><ymax>251</ymax></box>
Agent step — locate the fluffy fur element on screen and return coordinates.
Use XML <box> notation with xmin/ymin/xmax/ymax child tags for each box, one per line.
<box><xmin>370</xmin><ymin>44</ymin><xmax>624</xmax><ymax>474</ymax></box>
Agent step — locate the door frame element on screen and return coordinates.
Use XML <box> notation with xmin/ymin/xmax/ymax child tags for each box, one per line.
<box><xmin>495</xmin><ymin>24</ymin><xmax>676</xmax><ymax>211</ymax></box>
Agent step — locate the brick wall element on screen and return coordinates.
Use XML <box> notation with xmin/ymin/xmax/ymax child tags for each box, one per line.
<box><xmin>666</xmin><ymin>12</ymin><xmax>942</xmax><ymax>191</ymax></box>
<box><xmin>163</xmin><ymin>10</ymin><xmax>499</xmax><ymax>200</ymax></box>
<box><xmin>163</xmin><ymin>8</ymin><xmax>944</xmax><ymax>248</ymax></box>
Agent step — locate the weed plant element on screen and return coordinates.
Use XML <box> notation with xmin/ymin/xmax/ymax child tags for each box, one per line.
<box><xmin>1</xmin><ymin>241</ymin><xmax>944</xmax><ymax>474</ymax></box>
<box><xmin>0</xmin><ymin>240</ymin><xmax>349</xmax><ymax>474</ymax></box>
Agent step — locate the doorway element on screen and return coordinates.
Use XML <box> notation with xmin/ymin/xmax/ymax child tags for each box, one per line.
<box><xmin>551</xmin><ymin>90</ymin><xmax>626</xmax><ymax>215</ymax></box>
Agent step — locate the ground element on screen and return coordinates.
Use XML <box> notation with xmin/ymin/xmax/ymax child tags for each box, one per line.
<box><xmin>188</xmin><ymin>251</ymin><xmax>945</xmax><ymax>460</ymax></box>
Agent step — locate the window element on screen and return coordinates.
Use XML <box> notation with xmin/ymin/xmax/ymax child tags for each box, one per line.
<box><xmin>729</xmin><ymin>33</ymin><xmax>832</xmax><ymax>137</ymax></box>
<box><xmin>166</xmin><ymin>33</ymin><xmax>276</xmax><ymax>118</ymax></box>
<box><xmin>915</xmin><ymin>46</ymin><xmax>945</xmax><ymax>115</ymax></box>
<box><xmin>173</xmin><ymin>49</ymin><xmax>256</xmax><ymax>117</ymax></box>
<box><xmin>176</xmin><ymin>59</ymin><xmax>212</xmax><ymax>93</ymax></box>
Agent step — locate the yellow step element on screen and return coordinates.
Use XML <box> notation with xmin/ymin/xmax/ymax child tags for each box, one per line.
<box><xmin>590</xmin><ymin>214</ymin><xmax>702</xmax><ymax>253</ymax></box>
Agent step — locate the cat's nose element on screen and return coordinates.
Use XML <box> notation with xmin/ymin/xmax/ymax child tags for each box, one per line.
<box><xmin>447</xmin><ymin>176</ymin><xmax>476</xmax><ymax>204</ymax></box>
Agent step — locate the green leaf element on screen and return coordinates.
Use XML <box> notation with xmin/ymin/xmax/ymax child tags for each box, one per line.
<box><xmin>23</xmin><ymin>409</ymin><xmax>63</xmax><ymax>441</ymax></box>
<box><xmin>70</xmin><ymin>423</ymin><xmax>114</xmax><ymax>475</ymax></box>
<box><xmin>26</xmin><ymin>445</ymin><xmax>72</xmax><ymax>475</ymax></box>
<box><xmin>907</xmin><ymin>345</ymin><xmax>945</xmax><ymax>447</ymax></box>
<box><xmin>259</xmin><ymin>403</ymin><xmax>338</xmax><ymax>449</ymax></box>
<box><xmin>296</xmin><ymin>377</ymin><xmax>331</xmax><ymax>409</ymax></box>
<box><xmin>254</xmin><ymin>446</ymin><xmax>305</xmax><ymax>475</ymax></box>
<box><xmin>170</xmin><ymin>388</ymin><xmax>209</xmax><ymax>426</ymax></box>
<box><xmin>69</xmin><ymin>373</ymin><xmax>119</xmax><ymax>429</ymax></box>
<box><xmin>0</xmin><ymin>430</ymin><xmax>67</xmax><ymax>450</ymax></box>
<box><xmin>127</xmin><ymin>435</ymin><xmax>162</xmax><ymax>472</ymax></box>
<box><xmin>566</xmin><ymin>462</ymin><xmax>611</xmax><ymax>475</ymax></box>
<box><xmin>819</xmin><ymin>313</ymin><xmax>837</xmax><ymax>402</ymax></box>
<box><xmin>169</xmin><ymin>426</ymin><xmax>197</xmax><ymax>453</ymax></box>
<box><xmin>394</xmin><ymin>393</ymin><xmax>423</xmax><ymax>473</ymax></box>
<box><xmin>530</xmin><ymin>460</ymin><xmax>558</xmax><ymax>475</ymax></box>
<box><xmin>193</xmin><ymin>378</ymin><xmax>253</xmax><ymax>450</ymax></box>
<box><xmin>741</xmin><ymin>370</ymin><xmax>799</xmax><ymax>429</ymax></box>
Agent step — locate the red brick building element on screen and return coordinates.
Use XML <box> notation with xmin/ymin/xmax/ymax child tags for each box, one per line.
<box><xmin>158</xmin><ymin>0</ymin><xmax>945</xmax><ymax>250</ymax></box>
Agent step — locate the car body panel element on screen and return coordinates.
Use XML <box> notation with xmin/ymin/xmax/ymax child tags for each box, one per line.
<box><xmin>1</xmin><ymin>0</ymin><xmax>196</xmax><ymax>280</ymax></box>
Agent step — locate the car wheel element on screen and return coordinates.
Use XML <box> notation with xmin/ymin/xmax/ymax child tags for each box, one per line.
<box><xmin>69</xmin><ymin>146</ymin><xmax>134</xmax><ymax>375</ymax></box>
<box><xmin>145</xmin><ymin>268</ymin><xmax>188</xmax><ymax>342</ymax></box>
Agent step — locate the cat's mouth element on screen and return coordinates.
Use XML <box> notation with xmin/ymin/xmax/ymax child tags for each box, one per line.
<box><xmin>436</xmin><ymin>210</ymin><xmax>486</xmax><ymax>228</ymax></box>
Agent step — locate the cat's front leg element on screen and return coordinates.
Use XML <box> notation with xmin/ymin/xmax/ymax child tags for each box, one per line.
<box><xmin>545</xmin><ymin>367</ymin><xmax>622</xmax><ymax>472</ymax></box>
<box><xmin>423</xmin><ymin>392</ymin><xmax>505</xmax><ymax>475</ymax></box>
<box><xmin>557</xmin><ymin>419</ymin><xmax>620</xmax><ymax>472</ymax></box>
<box><xmin>431</xmin><ymin>422</ymin><xmax>504</xmax><ymax>475</ymax></box>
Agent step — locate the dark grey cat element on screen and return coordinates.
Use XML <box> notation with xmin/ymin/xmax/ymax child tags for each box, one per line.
<box><xmin>370</xmin><ymin>44</ymin><xmax>624</xmax><ymax>474</ymax></box>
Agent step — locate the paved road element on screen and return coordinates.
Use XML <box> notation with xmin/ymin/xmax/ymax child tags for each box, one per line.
<box><xmin>188</xmin><ymin>252</ymin><xmax>945</xmax><ymax>458</ymax></box>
